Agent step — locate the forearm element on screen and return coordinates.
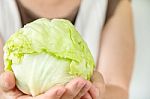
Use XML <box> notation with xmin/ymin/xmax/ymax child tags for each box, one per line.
<box><xmin>98</xmin><ymin>0</ymin><xmax>134</xmax><ymax>98</ymax></box>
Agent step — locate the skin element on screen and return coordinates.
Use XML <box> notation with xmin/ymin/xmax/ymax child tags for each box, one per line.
<box><xmin>0</xmin><ymin>0</ymin><xmax>134</xmax><ymax>99</ymax></box>
<box><xmin>18</xmin><ymin>0</ymin><xmax>81</xmax><ymax>22</ymax></box>
<box><xmin>98</xmin><ymin>0</ymin><xmax>134</xmax><ymax>99</ymax></box>
<box><xmin>0</xmin><ymin>71</ymin><xmax>100</xmax><ymax>99</ymax></box>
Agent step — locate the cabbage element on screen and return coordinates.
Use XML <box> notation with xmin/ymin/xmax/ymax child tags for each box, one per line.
<box><xmin>3</xmin><ymin>18</ymin><xmax>95</xmax><ymax>96</ymax></box>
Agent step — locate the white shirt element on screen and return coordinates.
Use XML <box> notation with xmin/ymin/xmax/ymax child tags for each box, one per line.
<box><xmin>0</xmin><ymin>0</ymin><xmax>108</xmax><ymax>62</ymax></box>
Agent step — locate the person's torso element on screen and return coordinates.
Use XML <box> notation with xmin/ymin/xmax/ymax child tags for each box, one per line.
<box><xmin>0</xmin><ymin>0</ymin><xmax>108</xmax><ymax>62</ymax></box>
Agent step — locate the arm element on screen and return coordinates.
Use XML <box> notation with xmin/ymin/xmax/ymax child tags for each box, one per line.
<box><xmin>98</xmin><ymin>0</ymin><xmax>135</xmax><ymax>99</ymax></box>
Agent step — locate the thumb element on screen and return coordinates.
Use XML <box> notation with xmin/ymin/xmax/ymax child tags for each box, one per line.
<box><xmin>91</xmin><ymin>71</ymin><xmax>105</xmax><ymax>84</ymax></box>
<box><xmin>0</xmin><ymin>71</ymin><xmax>16</xmax><ymax>91</ymax></box>
<box><xmin>91</xmin><ymin>71</ymin><xmax>105</xmax><ymax>96</ymax></box>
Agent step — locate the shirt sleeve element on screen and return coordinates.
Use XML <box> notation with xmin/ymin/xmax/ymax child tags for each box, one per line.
<box><xmin>0</xmin><ymin>0</ymin><xmax>21</xmax><ymax>42</ymax></box>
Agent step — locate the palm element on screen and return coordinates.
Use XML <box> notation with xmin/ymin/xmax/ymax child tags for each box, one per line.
<box><xmin>8</xmin><ymin>88</ymin><xmax>53</xmax><ymax>99</ymax></box>
<box><xmin>0</xmin><ymin>71</ymin><xmax>64</xmax><ymax>99</ymax></box>
<box><xmin>3</xmin><ymin>88</ymin><xmax>31</xmax><ymax>99</ymax></box>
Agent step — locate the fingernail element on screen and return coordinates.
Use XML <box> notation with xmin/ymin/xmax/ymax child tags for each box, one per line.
<box><xmin>56</xmin><ymin>88</ymin><xmax>65</xmax><ymax>96</ymax></box>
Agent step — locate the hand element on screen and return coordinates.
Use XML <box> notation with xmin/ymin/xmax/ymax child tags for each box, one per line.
<box><xmin>81</xmin><ymin>71</ymin><xmax>105</xmax><ymax>99</ymax></box>
<box><xmin>0</xmin><ymin>71</ymin><xmax>93</xmax><ymax>99</ymax></box>
<box><xmin>61</xmin><ymin>77</ymin><xmax>92</xmax><ymax>99</ymax></box>
<box><xmin>0</xmin><ymin>71</ymin><xmax>66</xmax><ymax>99</ymax></box>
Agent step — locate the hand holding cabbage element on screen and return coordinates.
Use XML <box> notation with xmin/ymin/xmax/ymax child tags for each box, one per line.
<box><xmin>3</xmin><ymin>18</ymin><xmax>95</xmax><ymax>96</ymax></box>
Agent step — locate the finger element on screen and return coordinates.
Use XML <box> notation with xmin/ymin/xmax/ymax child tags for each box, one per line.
<box><xmin>61</xmin><ymin>77</ymin><xmax>86</xmax><ymax>99</ymax></box>
<box><xmin>89</xmin><ymin>85</ymin><xmax>98</xmax><ymax>99</ymax></box>
<box><xmin>0</xmin><ymin>71</ymin><xmax>23</xmax><ymax>99</ymax></box>
<box><xmin>81</xmin><ymin>92</ymin><xmax>92</xmax><ymax>99</ymax></box>
<box><xmin>17</xmin><ymin>95</ymin><xmax>32</xmax><ymax>99</ymax></box>
<box><xmin>0</xmin><ymin>71</ymin><xmax>16</xmax><ymax>91</ymax></box>
<box><xmin>36</xmin><ymin>86</ymin><xmax>66</xmax><ymax>99</ymax></box>
<box><xmin>74</xmin><ymin>80</ymin><xmax>92</xmax><ymax>99</ymax></box>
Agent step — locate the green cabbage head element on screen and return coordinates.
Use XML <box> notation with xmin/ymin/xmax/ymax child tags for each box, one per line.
<box><xmin>4</xmin><ymin>18</ymin><xmax>95</xmax><ymax>96</ymax></box>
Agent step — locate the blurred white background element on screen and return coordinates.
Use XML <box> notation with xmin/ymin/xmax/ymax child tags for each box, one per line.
<box><xmin>129</xmin><ymin>0</ymin><xmax>150</xmax><ymax>99</ymax></box>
